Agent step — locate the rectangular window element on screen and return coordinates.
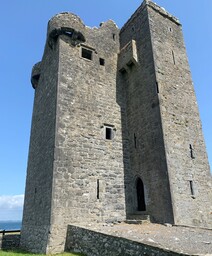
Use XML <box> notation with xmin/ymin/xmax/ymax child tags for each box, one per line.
<box><xmin>102</xmin><ymin>124</ymin><xmax>115</xmax><ymax>140</ymax></box>
<box><xmin>81</xmin><ymin>48</ymin><xmax>92</xmax><ymax>60</ymax></box>
<box><xmin>106</xmin><ymin>127</ymin><xmax>113</xmax><ymax>140</ymax></box>
<box><xmin>99</xmin><ymin>58</ymin><xmax>105</xmax><ymax>66</ymax></box>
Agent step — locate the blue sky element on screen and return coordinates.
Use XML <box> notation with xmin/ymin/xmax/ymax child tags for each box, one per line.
<box><xmin>0</xmin><ymin>0</ymin><xmax>211</xmax><ymax>221</ymax></box>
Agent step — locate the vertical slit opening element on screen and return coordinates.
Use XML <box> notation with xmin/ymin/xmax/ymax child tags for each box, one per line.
<box><xmin>155</xmin><ymin>81</ymin><xmax>159</xmax><ymax>94</ymax></box>
<box><xmin>134</xmin><ymin>133</ymin><xmax>137</xmax><ymax>149</ymax></box>
<box><xmin>189</xmin><ymin>144</ymin><xmax>195</xmax><ymax>159</ymax></box>
<box><xmin>189</xmin><ymin>181</ymin><xmax>195</xmax><ymax>197</ymax></box>
<box><xmin>172</xmin><ymin>50</ymin><xmax>176</xmax><ymax>65</ymax></box>
<box><xmin>97</xmin><ymin>179</ymin><xmax>100</xmax><ymax>199</ymax></box>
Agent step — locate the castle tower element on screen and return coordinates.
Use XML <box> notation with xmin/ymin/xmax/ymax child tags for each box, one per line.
<box><xmin>118</xmin><ymin>0</ymin><xmax>212</xmax><ymax>227</ymax></box>
<box><xmin>21</xmin><ymin>0</ymin><xmax>211</xmax><ymax>254</ymax></box>
<box><xmin>21</xmin><ymin>12</ymin><xmax>126</xmax><ymax>254</ymax></box>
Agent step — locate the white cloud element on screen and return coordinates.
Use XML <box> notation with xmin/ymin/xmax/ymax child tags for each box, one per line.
<box><xmin>0</xmin><ymin>195</ymin><xmax>24</xmax><ymax>221</ymax></box>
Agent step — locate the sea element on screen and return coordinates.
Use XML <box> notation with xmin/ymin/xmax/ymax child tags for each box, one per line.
<box><xmin>0</xmin><ymin>221</ymin><xmax>22</xmax><ymax>231</ymax></box>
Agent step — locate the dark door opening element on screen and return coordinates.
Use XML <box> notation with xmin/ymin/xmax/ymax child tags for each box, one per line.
<box><xmin>136</xmin><ymin>178</ymin><xmax>146</xmax><ymax>211</ymax></box>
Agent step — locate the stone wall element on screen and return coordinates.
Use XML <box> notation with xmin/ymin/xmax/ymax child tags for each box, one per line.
<box><xmin>20</xmin><ymin>27</ymin><xmax>60</xmax><ymax>253</ymax></box>
<box><xmin>147</xmin><ymin>1</ymin><xmax>212</xmax><ymax>227</ymax></box>
<box><xmin>21</xmin><ymin>11</ymin><xmax>127</xmax><ymax>254</ymax></box>
<box><xmin>65</xmin><ymin>225</ymin><xmax>189</xmax><ymax>256</ymax></box>
<box><xmin>46</xmin><ymin>13</ymin><xmax>127</xmax><ymax>254</ymax></box>
<box><xmin>0</xmin><ymin>234</ymin><xmax>20</xmax><ymax>250</ymax></box>
<box><xmin>21</xmin><ymin>0</ymin><xmax>212</xmax><ymax>254</ymax></box>
<box><xmin>118</xmin><ymin>0</ymin><xmax>174</xmax><ymax>223</ymax></box>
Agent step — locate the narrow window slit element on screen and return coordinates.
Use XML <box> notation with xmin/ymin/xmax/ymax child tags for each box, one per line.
<box><xmin>155</xmin><ymin>81</ymin><xmax>159</xmax><ymax>94</ymax></box>
<box><xmin>97</xmin><ymin>179</ymin><xmax>100</xmax><ymax>199</ymax></box>
<box><xmin>189</xmin><ymin>144</ymin><xmax>195</xmax><ymax>159</ymax></box>
<box><xmin>112</xmin><ymin>34</ymin><xmax>116</xmax><ymax>41</ymax></box>
<box><xmin>189</xmin><ymin>181</ymin><xmax>195</xmax><ymax>197</ymax></box>
<box><xmin>134</xmin><ymin>133</ymin><xmax>137</xmax><ymax>149</ymax></box>
<box><xmin>172</xmin><ymin>50</ymin><xmax>176</xmax><ymax>65</ymax></box>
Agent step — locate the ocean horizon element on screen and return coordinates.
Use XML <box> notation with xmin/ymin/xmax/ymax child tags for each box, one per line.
<box><xmin>0</xmin><ymin>220</ymin><xmax>22</xmax><ymax>230</ymax></box>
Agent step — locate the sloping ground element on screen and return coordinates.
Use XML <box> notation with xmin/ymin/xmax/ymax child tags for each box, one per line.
<box><xmin>67</xmin><ymin>223</ymin><xmax>212</xmax><ymax>256</ymax></box>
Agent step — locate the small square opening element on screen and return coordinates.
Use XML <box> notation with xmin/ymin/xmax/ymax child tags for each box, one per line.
<box><xmin>105</xmin><ymin>127</ymin><xmax>113</xmax><ymax>140</ymax></box>
<box><xmin>99</xmin><ymin>58</ymin><xmax>105</xmax><ymax>66</ymax></box>
<box><xmin>81</xmin><ymin>48</ymin><xmax>92</xmax><ymax>60</ymax></box>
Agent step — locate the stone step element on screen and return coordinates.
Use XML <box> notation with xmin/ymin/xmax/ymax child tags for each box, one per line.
<box><xmin>125</xmin><ymin>214</ymin><xmax>151</xmax><ymax>224</ymax></box>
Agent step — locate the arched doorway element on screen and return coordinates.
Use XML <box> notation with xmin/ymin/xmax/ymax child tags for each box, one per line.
<box><xmin>136</xmin><ymin>178</ymin><xmax>146</xmax><ymax>211</ymax></box>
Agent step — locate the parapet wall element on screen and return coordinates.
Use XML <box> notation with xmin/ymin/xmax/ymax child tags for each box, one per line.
<box><xmin>47</xmin><ymin>12</ymin><xmax>85</xmax><ymax>37</ymax></box>
<box><xmin>0</xmin><ymin>234</ymin><xmax>20</xmax><ymax>250</ymax></box>
<box><xmin>65</xmin><ymin>225</ymin><xmax>189</xmax><ymax>256</ymax></box>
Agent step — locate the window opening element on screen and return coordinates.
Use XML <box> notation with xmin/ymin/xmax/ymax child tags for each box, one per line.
<box><xmin>99</xmin><ymin>58</ymin><xmax>105</xmax><ymax>66</ymax></box>
<box><xmin>97</xmin><ymin>179</ymin><xmax>100</xmax><ymax>199</ymax></box>
<box><xmin>189</xmin><ymin>180</ymin><xmax>195</xmax><ymax>197</ymax></box>
<box><xmin>136</xmin><ymin>178</ymin><xmax>146</xmax><ymax>211</ymax></box>
<box><xmin>189</xmin><ymin>144</ymin><xmax>195</xmax><ymax>159</ymax></box>
<box><xmin>169</xmin><ymin>27</ymin><xmax>172</xmax><ymax>32</ymax></box>
<box><xmin>64</xmin><ymin>31</ymin><xmax>73</xmax><ymax>36</ymax></box>
<box><xmin>134</xmin><ymin>133</ymin><xmax>137</xmax><ymax>149</ymax></box>
<box><xmin>172</xmin><ymin>50</ymin><xmax>176</xmax><ymax>65</ymax></box>
<box><xmin>112</xmin><ymin>33</ymin><xmax>116</xmax><ymax>41</ymax></box>
<box><xmin>105</xmin><ymin>127</ymin><xmax>113</xmax><ymax>140</ymax></box>
<box><xmin>155</xmin><ymin>81</ymin><xmax>159</xmax><ymax>94</ymax></box>
<box><xmin>81</xmin><ymin>48</ymin><xmax>92</xmax><ymax>60</ymax></box>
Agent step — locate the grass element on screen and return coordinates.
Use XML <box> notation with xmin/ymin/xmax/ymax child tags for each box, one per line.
<box><xmin>0</xmin><ymin>250</ymin><xmax>84</xmax><ymax>256</ymax></box>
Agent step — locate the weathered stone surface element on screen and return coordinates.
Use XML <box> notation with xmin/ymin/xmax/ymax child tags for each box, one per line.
<box><xmin>65</xmin><ymin>225</ymin><xmax>191</xmax><ymax>256</ymax></box>
<box><xmin>147</xmin><ymin>1</ymin><xmax>212</xmax><ymax>228</ymax></box>
<box><xmin>0</xmin><ymin>234</ymin><xmax>20</xmax><ymax>250</ymax></box>
<box><xmin>21</xmin><ymin>0</ymin><xmax>212</xmax><ymax>254</ymax></box>
<box><xmin>65</xmin><ymin>223</ymin><xmax>212</xmax><ymax>255</ymax></box>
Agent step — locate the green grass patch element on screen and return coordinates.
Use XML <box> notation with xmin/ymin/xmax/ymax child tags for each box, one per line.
<box><xmin>0</xmin><ymin>250</ymin><xmax>83</xmax><ymax>256</ymax></box>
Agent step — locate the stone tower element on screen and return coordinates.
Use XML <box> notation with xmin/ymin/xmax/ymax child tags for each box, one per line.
<box><xmin>21</xmin><ymin>0</ymin><xmax>212</xmax><ymax>254</ymax></box>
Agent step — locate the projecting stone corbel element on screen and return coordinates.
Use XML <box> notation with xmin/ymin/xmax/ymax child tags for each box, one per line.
<box><xmin>118</xmin><ymin>40</ymin><xmax>139</xmax><ymax>72</ymax></box>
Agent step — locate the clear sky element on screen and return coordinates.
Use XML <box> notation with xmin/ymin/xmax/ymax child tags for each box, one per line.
<box><xmin>0</xmin><ymin>0</ymin><xmax>211</xmax><ymax>221</ymax></box>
